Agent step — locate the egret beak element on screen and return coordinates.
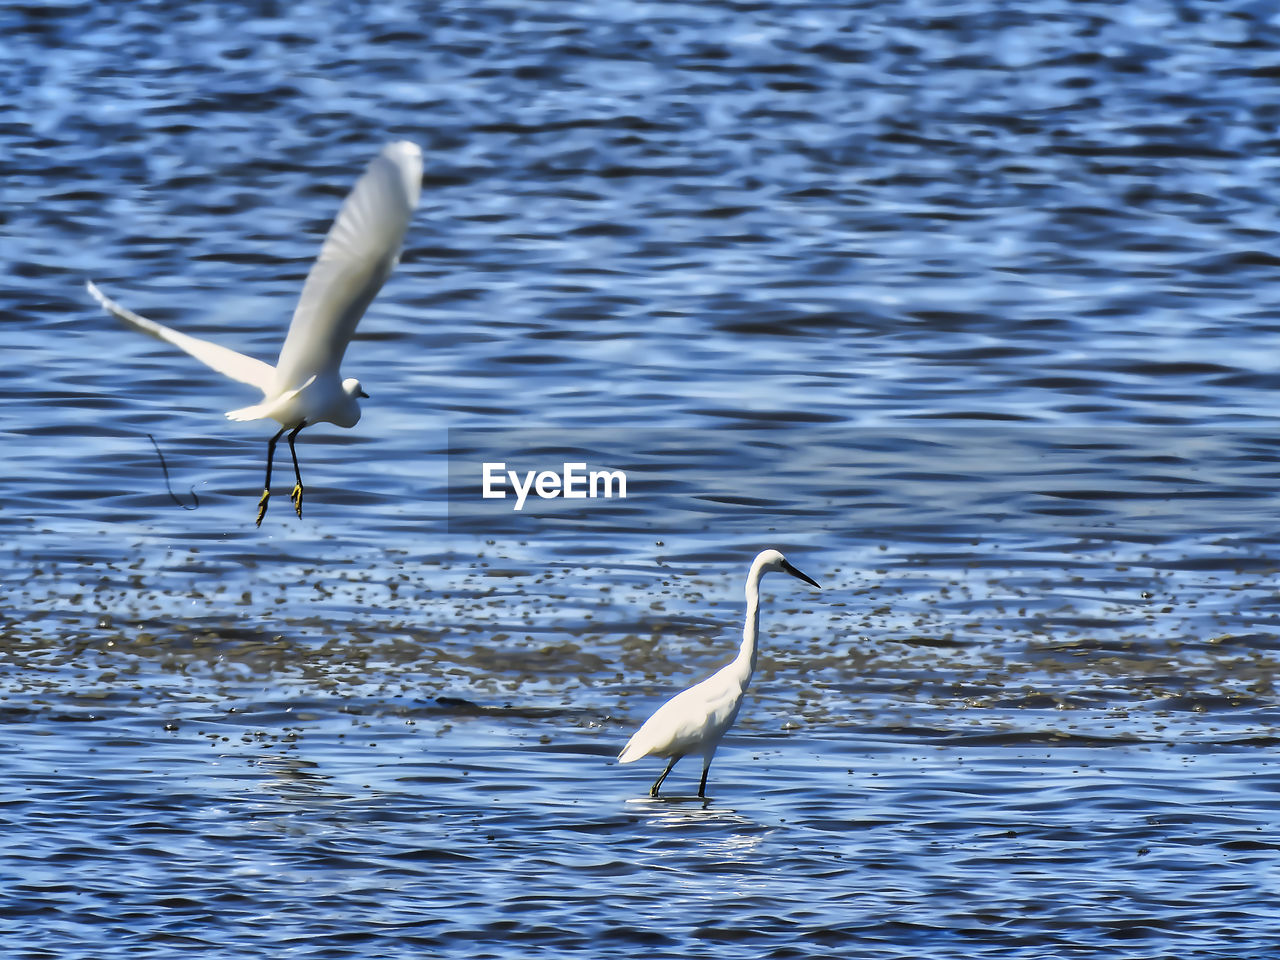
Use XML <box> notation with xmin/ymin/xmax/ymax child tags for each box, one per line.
<box><xmin>358</xmin><ymin>388</ymin><xmax>369</xmax><ymax>398</ymax></box>
<box><xmin>781</xmin><ymin>559</ymin><xmax>820</xmax><ymax>589</ymax></box>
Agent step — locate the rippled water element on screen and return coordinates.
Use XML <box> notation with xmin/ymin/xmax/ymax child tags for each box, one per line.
<box><xmin>6</xmin><ymin>0</ymin><xmax>1280</xmax><ymax>955</ymax></box>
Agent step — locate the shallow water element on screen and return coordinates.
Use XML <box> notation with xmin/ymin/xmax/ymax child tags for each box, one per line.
<box><xmin>6</xmin><ymin>0</ymin><xmax>1280</xmax><ymax>955</ymax></box>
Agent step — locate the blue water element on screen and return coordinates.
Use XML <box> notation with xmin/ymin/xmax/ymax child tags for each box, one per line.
<box><xmin>5</xmin><ymin>0</ymin><xmax>1280</xmax><ymax>955</ymax></box>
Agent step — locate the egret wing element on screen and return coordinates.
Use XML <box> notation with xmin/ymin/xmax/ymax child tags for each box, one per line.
<box><xmin>619</xmin><ymin>675</ymin><xmax>733</xmax><ymax>762</ymax></box>
<box><xmin>86</xmin><ymin>280</ymin><xmax>274</xmax><ymax>391</ymax></box>
<box><xmin>272</xmin><ymin>141</ymin><xmax>422</xmax><ymax>391</ymax></box>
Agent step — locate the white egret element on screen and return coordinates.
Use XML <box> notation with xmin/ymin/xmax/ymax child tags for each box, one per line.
<box><xmin>618</xmin><ymin>549</ymin><xmax>820</xmax><ymax>799</ymax></box>
<box><xmin>87</xmin><ymin>140</ymin><xmax>422</xmax><ymax>525</ymax></box>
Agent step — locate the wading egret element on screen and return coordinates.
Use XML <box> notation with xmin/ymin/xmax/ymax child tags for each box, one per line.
<box><xmin>87</xmin><ymin>140</ymin><xmax>422</xmax><ymax>525</ymax></box>
<box><xmin>618</xmin><ymin>549</ymin><xmax>820</xmax><ymax>799</ymax></box>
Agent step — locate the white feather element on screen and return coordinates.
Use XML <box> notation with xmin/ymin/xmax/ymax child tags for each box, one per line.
<box><xmin>272</xmin><ymin>140</ymin><xmax>423</xmax><ymax>394</ymax></box>
<box><xmin>85</xmin><ymin>280</ymin><xmax>274</xmax><ymax>391</ymax></box>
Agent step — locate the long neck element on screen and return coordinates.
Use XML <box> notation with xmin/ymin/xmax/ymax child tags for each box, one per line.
<box><xmin>733</xmin><ymin>561</ymin><xmax>766</xmax><ymax>683</ymax></box>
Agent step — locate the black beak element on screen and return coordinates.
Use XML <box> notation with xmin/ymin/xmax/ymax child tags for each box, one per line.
<box><xmin>781</xmin><ymin>559</ymin><xmax>820</xmax><ymax>589</ymax></box>
<box><xmin>358</xmin><ymin>389</ymin><xmax>370</xmax><ymax>399</ymax></box>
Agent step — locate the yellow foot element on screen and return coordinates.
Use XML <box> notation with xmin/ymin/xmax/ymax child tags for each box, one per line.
<box><xmin>255</xmin><ymin>488</ymin><xmax>270</xmax><ymax>527</ymax></box>
<box><xmin>290</xmin><ymin>482</ymin><xmax>304</xmax><ymax>519</ymax></box>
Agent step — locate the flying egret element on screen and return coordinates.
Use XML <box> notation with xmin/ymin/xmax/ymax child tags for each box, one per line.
<box><xmin>618</xmin><ymin>549</ymin><xmax>821</xmax><ymax>799</ymax></box>
<box><xmin>87</xmin><ymin>140</ymin><xmax>423</xmax><ymax>525</ymax></box>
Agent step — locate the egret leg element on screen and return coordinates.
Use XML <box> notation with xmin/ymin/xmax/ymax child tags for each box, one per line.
<box><xmin>256</xmin><ymin>425</ymin><xmax>289</xmax><ymax>527</ymax></box>
<box><xmin>698</xmin><ymin>757</ymin><xmax>713</xmax><ymax>798</ymax></box>
<box><xmin>650</xmin><ymin>756</ymin><xmax>678</xmax><ymax>798</ymax></box>
<box><xmin>287</xmin><ymin>422</ymin><xmax>306</xmax><ymax>518</ymax></box>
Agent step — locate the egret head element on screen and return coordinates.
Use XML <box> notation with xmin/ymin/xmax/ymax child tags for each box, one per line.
<box><xmin>327</xmin><ymin>377</ymin><xmax>368</xmax><ymax>429</ymax></box>
<box><xmin>755</xmin><ymin>549</ymin><xmax>820</xmax><ymax>589</ymax></box>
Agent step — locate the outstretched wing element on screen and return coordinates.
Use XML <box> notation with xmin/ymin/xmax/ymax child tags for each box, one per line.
<box><xmin>86</xmin><ymin>280</ymin><xmax>275</xmax><ymax>391</ymax></box>
<box><xmin>272</xmin><ymin>141</ymin><xmax>422</xmax><ymax>392</ymax></box>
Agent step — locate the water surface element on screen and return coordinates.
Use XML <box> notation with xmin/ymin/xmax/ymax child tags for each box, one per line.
<box><xmin>5</xmin><ymin>0</ymin><xmax>1280</xmax><ymax>955</ymax></box>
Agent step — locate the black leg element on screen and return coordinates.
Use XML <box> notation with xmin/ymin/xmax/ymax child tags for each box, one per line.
<box><xmin>650</xmin><ymin>756</ymin><xmax>678</xmax><ymax>798</ymax></box>
<box><xmin>287</xmin><ymin>422</ymin><xmax>306</xmax><ymax>518</ymax></box>
<box><xmin>256</xmin><ymin>425</ymin><xmax>289</xmax><ymax>527</ymax></box>
<box><xmin>698</xmin><ymin>757</ymin><xmax>712</xmax><ymax>798</ymax></box>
